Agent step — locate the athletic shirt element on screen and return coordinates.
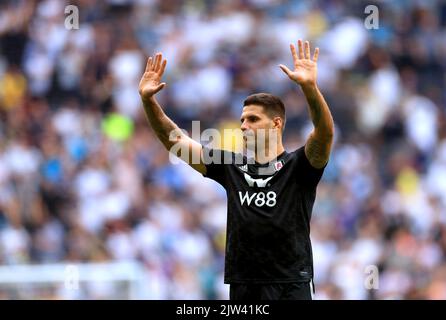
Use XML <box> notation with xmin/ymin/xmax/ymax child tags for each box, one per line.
<box><xmin>202</xmin><ymin>145</ymin><xmax>326</xmax><ymax>284</ymax></box>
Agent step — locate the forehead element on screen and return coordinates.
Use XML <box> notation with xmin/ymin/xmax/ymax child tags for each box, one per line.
<box><xmin>240</xmin><ymin>104</ymin><xmax>267</xmax><ymax>118</ymax></box>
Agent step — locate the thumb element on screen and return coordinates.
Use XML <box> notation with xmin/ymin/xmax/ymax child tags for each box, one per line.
<box><xmin>153</xmin><ymin>82</ymin><xmax>166</xmax><ymax>94</ymax></box>
<box><xmin>279</xmin><ymin>64</ymin><xmax>293</xmax><ymax>78</ymax></box>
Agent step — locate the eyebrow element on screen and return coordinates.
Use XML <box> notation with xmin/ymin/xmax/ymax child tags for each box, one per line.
<box><xmin>240</xmin><ymin>114</ymin><xmax>259</xmax><ymax>122</ymax></box>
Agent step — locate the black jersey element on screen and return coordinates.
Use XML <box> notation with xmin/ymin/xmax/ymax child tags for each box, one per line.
<box><xmin>202</xmin><ymin>145</ymin><xmax>326</xmax><ymax>284</ymax></box>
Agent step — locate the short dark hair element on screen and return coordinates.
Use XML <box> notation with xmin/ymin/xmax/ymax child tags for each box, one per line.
<box><xmin>243</xmin><ymin>93</ymin><xmax>286</xmax><ymax>130</ymax></box>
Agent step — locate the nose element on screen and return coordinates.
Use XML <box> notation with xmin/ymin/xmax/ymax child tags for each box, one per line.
<box><xmin>241</xmin><ymin>120</ymin><xmax>249</xmax><ymax>132</ymax></box>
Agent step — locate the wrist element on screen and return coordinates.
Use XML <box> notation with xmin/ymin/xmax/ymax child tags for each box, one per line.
<box><xmin>141</xmin><ymin>95</ymin><xmax>155</xmax><ymax>105</ymax></box>
<box><xmin>300</xmin><ymin>82</ymin><xmax>318</xmax><ymax>92</ymax></box>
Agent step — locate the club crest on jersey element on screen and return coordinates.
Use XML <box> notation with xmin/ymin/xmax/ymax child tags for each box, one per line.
<box><xmin>238</xmin><ymin>164</ymin><xmax>248</xmax><ymax>172</ymax></box>
<box><xmin>274</xmin><ymin>160</ymin><xmax>284</xmax><ymax>172</ymax></box>
<box><xmin>243</xmin><ymin>173</ymin><xmax>273</xmax><ymax>188</ymax></box>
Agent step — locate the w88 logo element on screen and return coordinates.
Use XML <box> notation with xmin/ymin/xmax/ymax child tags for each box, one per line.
<box><xmin>238</xmin><ymin>191</ymin><xmax>277</xmax><ymax>207</ymax></box>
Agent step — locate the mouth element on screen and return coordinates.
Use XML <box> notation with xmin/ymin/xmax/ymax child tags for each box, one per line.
<box><xmin>243</xmin><ymin>135</ymin><xmax>254</xmax><ymax>142</ymax></box>
<box><xmin>242</xmin><ymin>130</ymin><xmax>254</xmax><ymax>139</ymax></box>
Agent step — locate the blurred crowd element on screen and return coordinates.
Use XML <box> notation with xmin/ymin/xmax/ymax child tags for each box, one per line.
<box><xmin>0</xmin><ymin>0</ymin><xmax>446</xmax><ymax>299</ymax></box>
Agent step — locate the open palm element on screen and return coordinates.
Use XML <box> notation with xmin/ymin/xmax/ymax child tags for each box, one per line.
<box><xmin>139</xmin><ymin>53</ymin><xmax>167</xmax><ymax>101</ymax></box>
<box><xmin>279</xmin><ymin>40</ymin><xmax>319</xmax><ymax>87</ymax></box>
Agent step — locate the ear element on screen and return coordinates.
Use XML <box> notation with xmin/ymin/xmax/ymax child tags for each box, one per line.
<box><xmin>272</xmin><ymin>117</ymin><xmax>283</xmax><ymax>130</ymax></box>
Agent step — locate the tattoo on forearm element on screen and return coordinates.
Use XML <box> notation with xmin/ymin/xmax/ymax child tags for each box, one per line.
<box><xmin>302</xmin><ymin>86</ymin><xmax>334</xmax><ymax>168</ymax></box>
<box><xmin>303</xmin><ymin>86</ymin><xmax>334</xmax><ymax>137</ymax></box>
<box><xmin>307</xmin><ymin>95</ymin><xmax>322</xmax><ymax>125</ymax></box>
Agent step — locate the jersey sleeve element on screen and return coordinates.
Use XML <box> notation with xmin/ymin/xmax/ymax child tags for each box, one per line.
<box><xmin>201</xmin><ymin>146</ymin><xmax>235</xmax><ymax>189</ymax></box>
<box><xmin>293</xmin><ymin>145</ymin><xmax>327</xmax><ymax>189</ymax></box>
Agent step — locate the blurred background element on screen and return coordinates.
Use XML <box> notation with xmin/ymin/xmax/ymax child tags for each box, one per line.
<box><xmin>0</xmin><ymin>0</ymin><xmax>445</xmax><ymax>299</ymax></box>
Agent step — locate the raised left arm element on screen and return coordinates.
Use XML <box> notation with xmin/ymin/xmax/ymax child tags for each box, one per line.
<box><xmin>279</xmin><ymin>39</ymin><xmax>334</xmax><ymax>169</ymax></box>
<box><xmin>300</xmin><ymin>83</ymin><xmax>334</xmax><ymax>168</ymax></box>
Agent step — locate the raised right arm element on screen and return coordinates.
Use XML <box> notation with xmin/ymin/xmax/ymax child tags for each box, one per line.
<box><xmin>139</xmin><ymin>53</ymin><xmax>206</xmax><ymax>175</ymax></box>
